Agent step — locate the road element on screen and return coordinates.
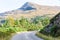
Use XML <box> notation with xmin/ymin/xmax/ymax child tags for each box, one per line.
<box><xmin>11</xmin><ymin>31</ymin><xmax>43</xmax><ymax>40</ymax></box>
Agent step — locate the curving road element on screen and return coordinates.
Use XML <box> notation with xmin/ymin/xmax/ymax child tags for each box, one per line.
<box><xmin>11</xmin><ymin>31</ymin><xmax>43</xmax><ymax>40</ymax></box>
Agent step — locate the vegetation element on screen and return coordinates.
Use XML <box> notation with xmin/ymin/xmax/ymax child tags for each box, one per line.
<box><xmin>0</xmin><ymin>16</ymin><xmax>50</xmax><ymax>40</ymax></box>
<box><xmin>36</xmin><ymin>27</ymin><xmax>60</xmax><ymax>40</ymax></box>
<box><xmin>36</xmin><ymin>32</ymin><xmax>60</xmax><ymax>40</ymax></box>
<box><xmin>36</xmin><ymin>12</ymin><xmax>60</xmax><ymax>40</ymax></box>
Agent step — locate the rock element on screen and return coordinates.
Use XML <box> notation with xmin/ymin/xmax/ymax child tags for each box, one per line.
<box><xmin>40</xmin><ymin>12</ymin><xmax>60</xmax><ymax>37</ymax></box>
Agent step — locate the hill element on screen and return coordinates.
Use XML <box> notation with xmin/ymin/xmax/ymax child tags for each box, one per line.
<box><xmin>0</xmin><ymin>2</ymin><xmax>60</xmax><ymax>19</ymax></box>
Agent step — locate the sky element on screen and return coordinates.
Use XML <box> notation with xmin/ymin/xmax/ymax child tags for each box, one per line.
<box><xmin>0</xmin><ymin>0</ymin><xmax>60</xmax><ymax>13</ymax></box>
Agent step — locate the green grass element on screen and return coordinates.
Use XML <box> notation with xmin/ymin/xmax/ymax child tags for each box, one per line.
<box><xmin>36</xmin><ymin>32</ymin><xmax>60</xmax><ymax>40</ymax></box>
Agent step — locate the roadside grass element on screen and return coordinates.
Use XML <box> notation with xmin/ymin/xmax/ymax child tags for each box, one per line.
<box><xmin>36</xmin><ymin>32</ymin><xmax>60</xmax><ymax>40</ymax></box>
<box><xmin>0</xmin><ymin>33</ymin><xmax>15</xmax><ymax>40</ymax></box>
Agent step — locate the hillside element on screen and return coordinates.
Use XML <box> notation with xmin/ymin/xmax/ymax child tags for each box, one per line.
<box><xmin>0</xmin><ymin>2</ymin><xmax>60</xmax><ymax>19</ymax></box>
<box><xmin>40</xmin><ymin>12</ymin><xmax>60</xmax><ymax>37</ymax></box>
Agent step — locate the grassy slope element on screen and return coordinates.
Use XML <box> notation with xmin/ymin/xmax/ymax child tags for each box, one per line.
<box><xmin>36</xmin><ymin>32</ymin><xmax>60</xmax><ymax>40</ymax></box>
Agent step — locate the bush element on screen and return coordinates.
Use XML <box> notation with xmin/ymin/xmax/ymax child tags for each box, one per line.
<box><xmin>0</xmin><ymin>16</ymin><xmax>50</xmax><ymax>40</ymax></box>
<box><xmin>50</xmin><ymin>25</ymin><xmax>60</xmax><ymax>37</ymax></box>
<box><xmin>32</xmin><ymin>16</ymin><xmax>50</xmax><ymax>26</ymax></box>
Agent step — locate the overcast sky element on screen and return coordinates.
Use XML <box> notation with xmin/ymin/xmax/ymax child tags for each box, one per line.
<box><xmin>0</xmin><ymin>0</ymin><xmax>60</xmax><ymax>13</ymax></box>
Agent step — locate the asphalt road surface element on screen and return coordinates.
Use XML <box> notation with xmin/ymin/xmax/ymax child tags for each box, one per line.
<box><xmin>11</xmin><ymin>31</ymin><xmax>43</xmax><ymax>40</ymax></box>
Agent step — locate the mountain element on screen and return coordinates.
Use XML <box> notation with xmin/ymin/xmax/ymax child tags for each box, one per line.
<box><xmin>0</xmin><ymin>2</ymin><xmax>60</xmax><ymax>19</ymax></box>
<box><xmin>19</xmin><ymin>2</ymin><xmax>36</xmax><ymax>11</ymax></box>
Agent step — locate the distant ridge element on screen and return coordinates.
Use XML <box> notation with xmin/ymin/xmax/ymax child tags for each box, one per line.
<box><xmin>0</xmin><ymin>2</ymin><xmax>60</xmax><ymax>19</ymax></box>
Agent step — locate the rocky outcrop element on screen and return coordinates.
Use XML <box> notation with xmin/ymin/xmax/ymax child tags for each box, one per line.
<box><xmin>40</xmin><ymin>12</ymin><xmax>60</xmax><ymax>37</ymax></box>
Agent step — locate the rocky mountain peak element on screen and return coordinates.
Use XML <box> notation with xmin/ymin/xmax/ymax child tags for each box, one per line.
<box><xmin>19</xmin><ymin>2</ymin><xmax>36</xmax><ymax>11</ymax></box>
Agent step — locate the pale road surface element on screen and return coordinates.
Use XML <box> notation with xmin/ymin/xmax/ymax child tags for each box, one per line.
<box><xmin>11</xmin><ymin>31</ymin><xmax>43</xmax><ymax>40</ymax></box>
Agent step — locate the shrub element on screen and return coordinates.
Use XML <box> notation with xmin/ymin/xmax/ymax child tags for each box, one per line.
<box><xmin>0</xmin><ymin>16</ymin><xmax>50</xmax><ymax>40</ymax></box>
